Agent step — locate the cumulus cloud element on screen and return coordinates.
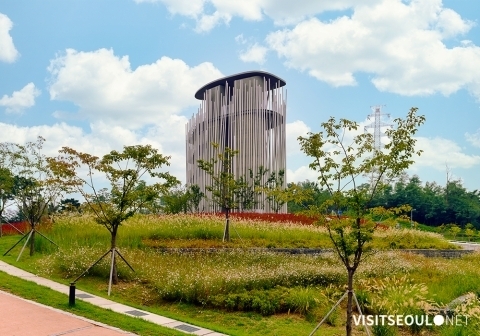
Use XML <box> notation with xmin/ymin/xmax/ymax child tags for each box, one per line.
<box><xmin>135</xmin><ymin>0</ymin><xmax>369</xmax><ymax>31</ymax></box>
<box><xmin>35</xmin><ymin>48</ymin><xmax>224</xmax><ymax>183</ymax></box>
<box><xmin>47</xmin><ymin>48</ymin><xmax>223</xmax><ymax>128</ymax></box>
<box><xmin>239</xmin><ymin>43</ymin><xmax>268</xmax><ymax>64</ymax></box>
<box><xmin>0</xmin><ymin>13</ymin><xmax>19</xmax><ymax>62</ymax></box>
<box><xmin>135</xmin><ymin>0</ymin><xmax>233</xmax><ymax>32</ymax></box>
<box><xmin>286</xmin><ymin>120</ymin><xmax>310</xmax><ymax>156</ymax></box>
<box><xmin>136</xmin><ymin>0</ymin><xmax>480</xmax><ymax>99</ymax></box>
<box><xmin>412</xmin><ymin>137</ymin><xmax>480</xmax><ymax>170</ymax></box>
<box><xmin>286</xmin><ymin>134</ymin><xmax>480</xmax><ymax>184</ymax></box>
<box><xmin>266</xmin><ymin>0</ymin><xmax>480</xmax><ymax>98</ymax></box>
<box><xmin>287</xmin><ymin>166</ymin><xmax>319</xmax><ymax>184</ymax></box>
<box><xmin>0</xmin><ymin>83</ymin><xmax>40</xmax><ymax>113</ymax></box>
<box><xmin>0</xmin><ymin>121</ymin><xmax>188</xmax><ymax>183</ymax></box>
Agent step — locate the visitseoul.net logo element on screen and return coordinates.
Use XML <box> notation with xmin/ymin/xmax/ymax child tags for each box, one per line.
<box><xmin>353</xmin><ymin>314</ymin><xmax>468</xmax><ymax>327</ymax></box>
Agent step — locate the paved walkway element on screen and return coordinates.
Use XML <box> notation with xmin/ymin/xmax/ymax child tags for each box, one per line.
<box><xmin>0</xmin><ymin>290</ymin><xmax>135</xmax><ymax>336</ymax></box>
<box><xmin>450</xmin><ymin>241</ymin><xmax>480</xmax><ymax>251</ymax></box>
<box><xmin>0</xmin><ymin>260</ymin><xmax>227</xmax><ymax>336</ymax></box>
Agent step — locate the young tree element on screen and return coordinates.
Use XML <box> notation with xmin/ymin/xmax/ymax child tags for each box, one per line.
<box><xmin>162</xmin><ymin>183</ymin><xmax>190</xmax><ymax>214</ymax></box>
<box><xmin>287</xmin><ymin>180</ymin><xmax>330</xmax><ymax>213</ymax></box>
<box><xmin>0</xmin><ymin>167</ymin><xmax>15</xmax><ymax>237</ymax></box>
<box><xmin>449</xmin><ymin>224</ymin><xmax>462</xmax><ymax>240</ymax></box>
<box><xmin>299</xmin><ymin>107</ymin><xmax>425</xmax><ymax>336</ymax></box>
<box><xmin>2</xmin><ymin>137</ymin><xmax>65</xmax><ymax>257</ymax></box>
<box><xmin>263</xmin><ymin>169</ymin><xmax>286</xmax><ymax>213</ymax></box>
<box><xmin>50</xmin><ymin>145</ymin><xmax>178</xmax><ymax>287</ymax></box>
<box><xmin>197</xmin><ymin>143</ymin><xmax>240</xmax><ymax>242</ymax></box>
<box><xmin>465</xmin><ymin>223</ymin><xmax>476</xmax><ymax>241</ymax></box>
<box><xmin>235</xmin><ymin>166</ymin><xmax>268</xmax><ymax>211</ymax></box>
<box><xmin>262</xmin><ymin>181</ymin><xmax>313</xmax><ymax>214</ymax></box>
<box><xmin>162</xmin><ymin>183</ymin><xmax>205</xmax><ymax>214</ymax></box>
<box><xmin>186</xmin><ymin>184</ymin><xmax>204</xmax><ymax>213</ymax></box>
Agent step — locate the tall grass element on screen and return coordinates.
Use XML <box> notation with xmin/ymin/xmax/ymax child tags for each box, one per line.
<box><xmin>35</xmin><ymin>214</ymin><xmax>456</xmax><ymax>251</ymax></box>
<box><xmin>19</xmin><ymin>213</ymin><xmax>479</xmax><ymax>335</ymax></box>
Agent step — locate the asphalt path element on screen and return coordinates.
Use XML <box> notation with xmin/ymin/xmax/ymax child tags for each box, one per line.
<box><xmin>450</xmin><ymin>241</ymin><xmax>480</xmax><ymax>251</ymax></box>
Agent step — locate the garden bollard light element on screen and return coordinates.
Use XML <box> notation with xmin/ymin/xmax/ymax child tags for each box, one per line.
<box><xmin>69</xmin><ymin>282</ymin><xmax>76</xmax><ymax>306</ymax></box>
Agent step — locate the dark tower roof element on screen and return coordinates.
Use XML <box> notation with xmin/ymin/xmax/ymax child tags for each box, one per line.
<box><xmin>195</xmin><ymin>70</ymin><xmax>286</xmax><ymax>100</ymax></box>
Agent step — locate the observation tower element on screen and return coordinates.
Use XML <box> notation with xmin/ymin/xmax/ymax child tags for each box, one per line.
<box><xmin>186</xmin><ymin>70</ymin><xmax>287</xmax><ymax>213</ymax></box>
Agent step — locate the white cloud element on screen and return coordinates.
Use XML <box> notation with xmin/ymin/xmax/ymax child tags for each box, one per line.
<box><xmin>47</xmin><ymin>48</ymin><xmax>223</xmax><ymax>129</ymax></box>
<box><xmin>0</xmin><ymin>13</ymin><xmax>19</xmax><ymax>62</ymax></box>
<box><xmin>43</xmin><ymin>48</ymin><xmax>225</xmax><ymax>183</ymax></box>
<box><xmin>235</xmin><ymin>34</ymin><xmax>246</xmax><ymax>44</ymax></box>
<box><xmin>136</xmin><ymin>0</ymin><xmax>480</xmax><ymax>99</ymax></box>
<box><xmin>465</xmin><ymin>130</ymin><xmax>480</xmax><ymax>148</ymax></box>
<box><xmin>287</xmin><ymin>166</ymin><xmax>319</xmax><ymax>184</ymax></box>
<box><xmin>287</xmin><ymin>135</ymin><xmax>480</xmax><ymax>184</ymax></box>
<box><xmin>195</xmin><ymin>11</ymin><xmax>231</xmax><ymax>33</ymax></box>
<box><xmin>239</xmin><ymin>43</ymin><xmax>268</xmax><ymax>64</ymax></box>
<box><xmin>41</xmin><ymin>48</ymin><xmax>226</xmax><ymax>183</ymax></box>
<box><xmin>286</xmin><ymin>120</ymin><xmax>310</xmax><ymax>156</ymax></box>
<box><xmin>134</xmin><ymin>0</ymin><xmax>233</xmax><ymax>32</ymax></box>
<box><xmin>134</xmin><ymin>0</ymin><xmax>205</xmax><ymax>18</ymax></box>
<box><xmin>0</xmin><ymin>121</ymin><xmax>188</xmax><ymax>183</ymax></box>
<box><xmin>135</xmin><ymin>0</ymin><xmax>378</xmax><ymax>31</ymax></box>
<box><xmin>0</xmin><ymin>83</ymin><xmax>40</xmax><ymax>113</ymax></box>
<box><xmin>266</xmin><ymin>0</ymin><xmax>480</xmax><ymax>98</ymax></box>
<box><xmin>412</xmin><ymin>137</ymin><xmax>480</xmax><ymax>170</ymax></box>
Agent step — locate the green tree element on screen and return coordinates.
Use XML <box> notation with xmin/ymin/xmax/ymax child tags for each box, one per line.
<box><xmin>2</xmin><ymin>137</ymin><xmax>66</xmax><ymax>257</ymax></box>
<box><xmin>465</xmin><ymin>223</ymin><xmax>476</xmax><ymax>241</ymax></box>
<box><xmin>261</xmin><ymin>181</ymin><xmax>313</xmax><ymax>214</ymax></box>
<box><xmin>186</xmin><ymin>184</ymin><xmax>204</xmax><ymax>213</ymax></box>
<box><xmin>50</xmin><ymin>145</ymin><xmax>178</xmax><ymax>285</ymax></box>
<box><xmin>263</xmin><ymin>169</ymin><xmax>287</xmax><ymax>213</ymax></box>
<box><xmin>59</xmin><ymin>198</ymin><xmax>81</xmax><ymax>213</ymax></box>
<box><xmin>298</xmin><ymin>107</ymin><xmax>425</xmax><ymax>336</ymax></box>
<box><xmin>287</xmin><ymin>180</ymin><xmax>331</xmax><ymax>213</ymax></box>
<box><xmin>449</xmin><ymin>224</ymin><xmax>461</xmax><ymax>240</ymax></box>
<box><xmin>162</xmin><ymin>183</ymin><xmax>190</xmax><ymax>214</ymax></box>
<box><xmin>235</xmin><ymin>166</ymin><xmax>268</xmax><ymax>211</ymax></box>
<box><xmin>161</xmin><ymin>183</ymin><xmax>205</xmax><ymax>214</ymax></box>
<box><xmin>197</xmin><ymin>143</ymin><xmax>240</xmax><ymax>242</ymax></box>
<box><xmin>0</xmin><ymin>167</ymin><xmax>15</xmax><ymax>237</ymax></box>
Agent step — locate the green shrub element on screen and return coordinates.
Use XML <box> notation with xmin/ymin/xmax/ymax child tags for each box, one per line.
<box><xmin>208</xmin><ymin>287</ymin><xmax>287</xmax><ymax>315</ymax></box>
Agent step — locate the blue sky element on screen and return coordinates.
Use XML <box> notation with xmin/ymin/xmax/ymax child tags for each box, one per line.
<box><xmin>1</xmin><ymin>0</ymin><xmax>480</xmax><ymax>191</ymax></box>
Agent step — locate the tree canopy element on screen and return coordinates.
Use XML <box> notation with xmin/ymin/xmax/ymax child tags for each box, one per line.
<box><xmin>50</xmin><ymin>144</ymin><xmax>178</xmax><ymax>283</ymax></box>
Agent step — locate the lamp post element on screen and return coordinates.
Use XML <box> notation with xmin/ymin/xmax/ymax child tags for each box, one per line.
<box><xmin>410</xmin><ymin>208</ymin><xmax>416</xmax><ymax>228</ymax></box>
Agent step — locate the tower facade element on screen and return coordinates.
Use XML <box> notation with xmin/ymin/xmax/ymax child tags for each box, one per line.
<box><xmin>186</xmin><ymin>71</ymin><xmax>287</xmax><ymax>213</ymax></box>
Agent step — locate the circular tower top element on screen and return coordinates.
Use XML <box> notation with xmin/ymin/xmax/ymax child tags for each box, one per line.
<box><xmin>195</xmin><ymin>70</ymin><xmax>286</xmax><ymax>100</ymax></box>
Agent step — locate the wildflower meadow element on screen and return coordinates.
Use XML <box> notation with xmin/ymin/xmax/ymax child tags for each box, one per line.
<box><xmin>1</xmin><ymin>213</ymin><xmax>479</xmax><ymax>336</ymax></box>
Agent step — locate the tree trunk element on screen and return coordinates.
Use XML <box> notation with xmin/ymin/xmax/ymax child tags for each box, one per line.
<box><xmin>111</xmin><ymin>228</ymin><xmax>118</xmax><ymax>284</ymax></box>
<box><xmin>29</xmin><ymin>227</ymin><xmax>36</xmax><ymax>256</ymax></box>
<box><xmin>346</xmin><ymin>268</ymin><xmax>354</xmax><ymax>336</ymax></box>
<box><xmin>223</xmin><ymin>208</ymin><xmax>230</xmax><ymax>242</ymax></box>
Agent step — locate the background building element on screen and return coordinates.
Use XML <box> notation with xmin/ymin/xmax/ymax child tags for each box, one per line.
<box><xmin>186</xmin><ymin>71</ymin><xmax>287</xmax><ymax>213</ymax></box>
